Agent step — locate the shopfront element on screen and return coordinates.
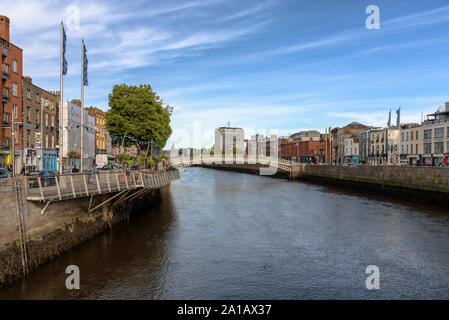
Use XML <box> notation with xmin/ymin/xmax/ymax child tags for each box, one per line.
<box><xmin>42</xmin><ymin>149</ymin><xmax>58</xmax><ymax>171</ymax></box>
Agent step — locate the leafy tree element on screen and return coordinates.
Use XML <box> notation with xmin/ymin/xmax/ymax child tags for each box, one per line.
<box><xmin>105</xmin><ymin>84</ymin><xmax>173</xmax><ymax>155</ymax></box>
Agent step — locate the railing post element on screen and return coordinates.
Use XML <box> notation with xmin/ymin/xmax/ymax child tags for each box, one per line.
<box><xmin>124</xmin><ymin>172</ymin><xmax>129</xmax><ymax>189</ymax></box>
<box><xmin>106</xmin><ymin>173</ymin><xmax>111</xmax><ymax>193</ymax></box>
<box><xmin>38</xmin><ymin>177</ymin><xmax>45</xmax><ymax>201</ymax></box>
<box><xmin>70</xmin><ymin>176</ymin><xmax>76</xmax><ymax>198</ymax></box>
<box><xmin>140</xmin><ymin>172</ymin><xmax>144</xmax><ymax>187</ymax></box>
<box><xmin>83</xmin><ymin>175</ymin><xmax>89</xmax><ymax>196</ymax></box>
<box><xmin>115</xmin><ymin>172</ymin><xmax>120</xmax><ymax>191</ymax></box>
<box><xmin>55</xmin><ymin>176</ymin><xmax>62</xmax><ymax>200</ymax></box>
<box><xmin>132</xmin><ymin>172</ymin><xmax>137</xmax><ymax>188</ymax></box>
<box><xmin>95</xmin><ymin>173</ymin><xmax>101</xmax><ymax>194</ymax></box>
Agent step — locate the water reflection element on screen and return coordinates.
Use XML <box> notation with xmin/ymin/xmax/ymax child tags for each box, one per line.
<box><xmin>1</xmin><ymin>167</ymin><xmax>449</xmax><ymax>299</ymax></box>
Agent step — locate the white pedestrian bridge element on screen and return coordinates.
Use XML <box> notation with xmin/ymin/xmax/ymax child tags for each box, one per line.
<box><xmin>171</xmin><ymin>156</ymin><xmax>294</xmax><ymax>173</ymax></box>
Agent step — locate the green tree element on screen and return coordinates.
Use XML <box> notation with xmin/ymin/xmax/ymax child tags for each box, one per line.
<box><xmin>105</xmin><ymin>84</ymin><xmax>173</xmax><ymax>155</ymax></box>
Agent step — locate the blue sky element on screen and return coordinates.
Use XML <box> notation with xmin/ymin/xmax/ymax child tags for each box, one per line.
<box><xmin>3</xmin><ymin>0</ymin><xmax>449</xmax><ymax>148</ymax></box>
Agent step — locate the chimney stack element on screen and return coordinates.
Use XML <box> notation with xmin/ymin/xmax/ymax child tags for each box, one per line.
<box><xmin>0</xmin><ymin>16</ymin><xmax>10</xmax><ymax>42</ymax></box>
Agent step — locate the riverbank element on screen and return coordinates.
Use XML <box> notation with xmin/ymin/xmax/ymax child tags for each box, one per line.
<box><xmin>0</xmin><ymin>176</ymin><xmax>164</xmax><ymax>287</ymax></box>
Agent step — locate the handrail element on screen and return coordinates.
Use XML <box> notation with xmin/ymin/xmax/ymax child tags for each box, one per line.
<box><xmin>23</xmin><ymin>169</ymin><xmax>180</xmax><ymax>202</ymax></box>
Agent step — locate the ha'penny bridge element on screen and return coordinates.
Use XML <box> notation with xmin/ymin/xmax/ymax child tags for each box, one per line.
<box><xmin>171</xmin><ymin>156</ymin><xmax>294</xmax><ymax>173</ymax></box>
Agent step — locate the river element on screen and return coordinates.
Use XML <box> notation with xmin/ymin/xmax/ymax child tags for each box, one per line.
<box><xmin>1</xmin><ymin>167</ymin><xmax>448</xmax><ymax>299</ymax></box>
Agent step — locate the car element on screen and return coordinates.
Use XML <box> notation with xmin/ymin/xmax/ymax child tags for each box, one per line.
<box><xmin>101</xmin><ymin>164</ymin><xmax>117</xmax><ymax>171</ymax></box>
<box><xmin>0</xmin><ymin>168</ymin><xmax>12</xmax><ymax>178</ymax></box>
<box><xmin>27</xmin><ymin>171</ymin><xmax>58</xmax><ymax>187</ymax></box>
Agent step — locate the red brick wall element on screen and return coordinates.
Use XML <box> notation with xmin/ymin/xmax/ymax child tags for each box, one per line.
<box><xmin>1</xmin><ymin>44</ymin><xmax>23</xmax><ymax>148</ymax></box>
<box><xmin>1</xmin><ymin>15</ymin><xmax>23</xmax><ymax>149</ymax></box>
<box><xmin>298</xmin><ymin>141</ymin><xmax>320</xmax><ymax>157</ymax></box>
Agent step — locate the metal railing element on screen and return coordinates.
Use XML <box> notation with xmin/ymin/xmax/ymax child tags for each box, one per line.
<box><xmin>171</xmin><ymin>156</ymin><xmax>294</xmax><ymax>172</ymax></box>
<box><xmin>23</xmin><ymin>169</ymin><xmax>180</xmax><ymax>202</ymax></box>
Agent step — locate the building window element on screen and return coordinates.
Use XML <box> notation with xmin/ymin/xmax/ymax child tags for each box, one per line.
<box><xmin>12</xmin><ymin>104</ymin><xmax>17</xmax><ymax>119</ymax></box>
<box><xmin>411</xmin><ymin>144</ymin><xmax>413</xmax><ymax>154</ymax></box>
<box><xmin>416</xmin><ymin>144</ymin><xmax>418</xmax><ymax>154</ymax></box>
<box><xmin>35</xmin><ymin>93</ymin><xmax>39</xmax><ymax>103</ymax></box>
<box><xmin>12</xmin><ymin>82</ymin><xmax>17</xmax><ymax>96</ymax></box>
<box><xmin>424</xmin><ymin>129</ymin><xmax>432</xmax><ymax>140</ymax></box>
<box><xmin>12</xmin><ymin>60</ymin><xmax>17</xmax><ymax>73</ymax></box>
<box><xmin>26</xmin><ymin>129</ymin><xmax>30</xmax><ymax>147</ymax></box>
<box><xmin>424</xmin><ymin>143</ymin><xmax>432</xmax><ymax>154</ymax></box>
<box><xmin>435</xmin><ymin>127</ymin><xmax>444</xmax><ymax>139</ymax></box>
<box><xmin>27</xmin><ymin>89</ymin><xmax>31</xmax><ymax>100</ymax></box>
<box><xmin>416</xmin><ymin>131</ymin><xmax>419</xmax><ymax>140</ymax></box>
<box><xmin>434</xmin><ymin>142</ymin><xmax>444</xmax><ymax>154</ymax></box>
<box><xmin>14</xmin><ymin>130</ymin><xmax>17</xmax><ymax>144</ymax></box>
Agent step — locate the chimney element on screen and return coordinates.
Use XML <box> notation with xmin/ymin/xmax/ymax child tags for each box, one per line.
<box><xmin>23</xmin><ymin>76</ymin><xmax>32</xmax><ymax>83</ymax></box>
<box><xmin>0</xmin><ymin>16</ymin><xmax>10</xmax><ymax>42</ymax></box>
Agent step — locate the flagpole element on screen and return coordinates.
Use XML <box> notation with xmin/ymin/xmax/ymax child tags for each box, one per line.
<box><xmin>59</xmin><ymin>21</ymin><xmax>64</xmax><ymax>175</ymax></box>
<box><xmin>80</xmin><ymin>39</ymin><xmax>84</xmax><ymax>172</ymax></box>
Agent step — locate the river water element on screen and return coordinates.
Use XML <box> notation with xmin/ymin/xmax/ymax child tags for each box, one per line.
<box><xmin>1</xmin><ymin>167</ymin><xmax>448</xmax><ymax>299</ymax></box>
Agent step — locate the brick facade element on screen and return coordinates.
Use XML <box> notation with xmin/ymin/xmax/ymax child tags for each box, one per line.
<box><xmin>0</xmin><ymin>16</ymin><xmax>23</xmax><ymax>172</ymax></box>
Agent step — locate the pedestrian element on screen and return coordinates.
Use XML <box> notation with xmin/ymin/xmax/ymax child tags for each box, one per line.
<box><xmin>72</xmin><ymin>166</ymin><xmax>79</xmax><ymax>173</ymax></box>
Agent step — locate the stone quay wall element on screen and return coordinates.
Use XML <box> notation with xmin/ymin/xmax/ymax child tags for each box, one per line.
<box><xmin>0</xmin><ymin>177</ymin><xmax>161</xmax><ymax>286</ymax></box>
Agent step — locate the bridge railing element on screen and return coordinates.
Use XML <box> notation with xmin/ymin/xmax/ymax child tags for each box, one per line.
<box><xmin>24</xmin><ymin>169</ymin><xmax>180</xmax><ymax>202</ymax></box>
<box><xmin>171</xmin><ymin>156</ymin><xmax>294</xmax><ymax>172</ymax></box>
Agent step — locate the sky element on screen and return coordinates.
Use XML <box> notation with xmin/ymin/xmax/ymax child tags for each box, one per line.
<box><xmin>2</xmin><ymin>0</ymin><xmax>449</xmax><ymax>148</ymax></box>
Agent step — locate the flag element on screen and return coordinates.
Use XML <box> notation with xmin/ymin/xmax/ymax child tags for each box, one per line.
<box><xmin>396</xmin><ymin>107</ymin><xmax>401</xmax><ymax>127</ymax></box>
<box><xmin>62</xmin><ymin>24</ymin><xmax>68</xmax><ymax>75</ymax></box>
<box><xmin>83</xmin><ymin>41</ymin><xmax>88</xmax><ymax>86</ymax></box>
<box><xmin>387</xmin><ymin>109</ymin><xmax>391</xmax><ymax>128</ymax></box>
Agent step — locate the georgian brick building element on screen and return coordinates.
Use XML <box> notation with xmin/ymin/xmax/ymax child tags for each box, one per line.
<box><xmin>0</xmin><ymin>16</ymin><xmax>23</xmax><ymax>173</ymax></box>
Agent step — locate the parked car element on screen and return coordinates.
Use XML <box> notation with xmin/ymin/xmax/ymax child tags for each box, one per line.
<box><xmin>102</xmin><ymin>164</ymin><xmax>117</xmax><ymax>171</ymax></box>
<box><xmin>0</xmin><ymin>168</ymin><xmax>12</xmax><ymax>178</ymax></box>
<box><xmin>27</xmin><ymin>171</ymin><xmax>58</xmax><ymax>187</ymax></box>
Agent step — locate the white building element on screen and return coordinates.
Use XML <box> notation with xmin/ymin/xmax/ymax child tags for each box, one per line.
<box><xmin>60</xmin><ymin>101</ymin><xmax>95</xmax><ymax>169</ymax></box>
<box><xmin>367</xmin><ymin>127</ymin><xmax>399</xmax><ymax>165</ymax></box>
<box><xmin>214</xmin><ymin>127</ymin><xmax>245</xmax><ymax>155</ymax></box>
<box><xmin>399</xmin><ymin>124</ymin><xmax>422</xmax><ymax>165</ymax></box>
<box><xmin>421</xmin><ymin>103</ymin><xmax>449</xmax><ymax>166</ymax></box>
<box><xmin>344</xmin><ymin>135</ymin><xmax>359</xmax><ymax>164</ymax></box>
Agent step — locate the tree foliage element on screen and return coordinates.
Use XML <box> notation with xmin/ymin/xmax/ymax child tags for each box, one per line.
<box><xmin>105</xmin><ymin>84</ymin><xmax>173</xmax><ymax>155</ymax></box>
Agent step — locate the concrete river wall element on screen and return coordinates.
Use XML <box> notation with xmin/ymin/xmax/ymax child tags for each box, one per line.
<box><xmin>201</xmin><ymin>163</ymin><xmax>449</xmax><ymax>207</ymax></box>
<box><xmin>0</xmin><ymin>171</ymin><xmax>178</xmax><ymax>286</ymax></box>
<box><xmin>293</xmin><ymin>165</ymin><xmax>449</xmax><ymax>205</ymax></box>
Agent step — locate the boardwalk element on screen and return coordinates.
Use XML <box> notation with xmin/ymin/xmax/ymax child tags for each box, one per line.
<box><xmin>23</xmin><ymin>170</ymin><xmax>180</xmax><ymax>202</ymax></box>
